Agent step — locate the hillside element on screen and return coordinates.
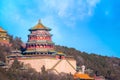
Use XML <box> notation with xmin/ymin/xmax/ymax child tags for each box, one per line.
<box><xmin>0</xmin><ymin>35</ymin><xmax>120</xmax><ymax>80</ymax></box>
<box><xmin>55</xmin><ymin>45</ymin><xmax>120</xmax><ymax>80</ymax></box>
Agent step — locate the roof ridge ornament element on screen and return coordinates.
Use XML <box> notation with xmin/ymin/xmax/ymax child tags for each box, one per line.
<box><xmin>38</xmin><ymin>19</ymin><xmax>41</xmax><ymax>24</ymax></box>
<box><xmin>0</xmin><ymin>27</ymin><xmax>6</xmax><ymax>32</ymax></box>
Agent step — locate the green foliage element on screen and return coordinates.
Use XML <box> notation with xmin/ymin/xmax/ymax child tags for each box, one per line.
<box><xmin>0</xmin><ymin>67</ymin><xmax>9</xmax><ymax>80</ymax></box>
<box><xmin>9</xmin><ymin>35</ymin><xmax>23</xmax><ymax>50</ymax></box>
<box><xmin>41</xmin><ymin>65</ymin><xmax>46</xmax><ymax>74</ymax></box>
<box><xmin>0</xmin><ymin>45</ymin><xmax>11</xmax><ymax>62</ymax></box>
<box><xmin>39</xmin><ymin>65</ymin><xmax>74</xmax><ymax>80</ymax></box>
<box><xmin>10</xmin><ymin>58</ymin><xmax>23</xmax><ymax>71</ymax></box>
<box><xmin>0</xmin><ymin>35</ymin><xmax>23</xmax><ymax>62</ymax></box>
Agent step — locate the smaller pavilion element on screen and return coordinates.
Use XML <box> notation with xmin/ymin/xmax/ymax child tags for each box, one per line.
<box><xmin>0</xmin><ymin>27</ymin><xmax>10</xmax><ymax>46</ymax></box>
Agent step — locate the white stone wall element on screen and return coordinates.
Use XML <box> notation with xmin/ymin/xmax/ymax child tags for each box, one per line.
<box><xmin>20</xmin><ymin>58</ymin><xmax>76</xmax><ymax>74</ymax></box>
<box><xmin>8</xmin><ymin>57</ymin><xmax>76</xmax><ymax>74</ymax></box>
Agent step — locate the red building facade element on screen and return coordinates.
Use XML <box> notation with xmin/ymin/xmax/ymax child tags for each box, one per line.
<box><xmin>24</xmin><ymin>20</ymin><xmax>55</xmax><ymax>55</ymax></box>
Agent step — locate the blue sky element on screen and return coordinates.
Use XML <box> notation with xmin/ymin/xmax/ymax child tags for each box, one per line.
<box><xmin>0</xmin><ymin>0</ymin><xmax>120</xmax><ymax>57</ymax></box>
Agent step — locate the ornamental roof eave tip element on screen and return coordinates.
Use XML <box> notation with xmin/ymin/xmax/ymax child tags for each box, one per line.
<box><xmin>29</xmin><ymin>28</ymin><xmax>51</xmax><ymax>31</ymax></box>
<box><xmin>0</xmin><ymin>27</ymin><xmax>7</xmax><ymax>32</ymax></box>
<box><xmin>55</xmin><ymin>52</ymin><xmax>66</xmax><ymax>56</ymax></box>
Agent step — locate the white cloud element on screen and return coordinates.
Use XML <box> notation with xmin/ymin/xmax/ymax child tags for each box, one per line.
<box><xmin>87</xmin><ymin>0</ymin><xmax>100</xmax><ymax>16</ymax></box>
<box><xmin>38</xmin><ymin>0</ymin><xmax>100</xmax><ymax>28</ymax></box>
<box><xmin>1</xmin><ymin>0</ymin><xmax>100</xmax><ymax>28</ymax></box>
<box><xmin>87</xmin><ymin>0</ymin><xmax>100</xmax><ymax>7</ymax></box>
<box><xmin>42</xmin><ymin>0</ymin><xmax>72</xmax><ymax>17</ymax></box>
<box><xmin>0</xmin><ymin>0</ymin><xmax>100</xmax><ymax>41</ymax></box>
<box><xmin>42</xmin><ymin>16</ymin><xmax>62</xmax><ymax>41</ymax></box>
<box><xmin>42</xmin><ymin>0</ymin><xmax>100</xmax><ymax>18</ymax></box>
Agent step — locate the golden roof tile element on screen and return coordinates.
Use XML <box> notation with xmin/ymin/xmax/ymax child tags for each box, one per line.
<box><xmin>0</xmin><ymin>27</ymin><xmax>6</xmax><ymax>32</ymax></box>
<box><xmin>30</xmin><ymin>20</ymin><xmax>51</xmax><ymax>31</ymax></box>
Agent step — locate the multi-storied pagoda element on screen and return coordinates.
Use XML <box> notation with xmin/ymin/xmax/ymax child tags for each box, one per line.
<box><xmin>7</xmin><ymin>20</ymin><xmax>76</xmax><ymax>74</ymax></box>
<box><xmin>0</xmin><ymin>27</ymin><xmax>10</xmax><ymax>46</ymax></box>
<box><xmin>24</xmin><ymin>20</ymin><xmax>55</xmax><ymax>55</ymax></box>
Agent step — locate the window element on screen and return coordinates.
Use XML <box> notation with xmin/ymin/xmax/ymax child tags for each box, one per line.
<box><xmin>59</xmin><ymin>55</ymin><xmax>62</xmax><ymax>59</ymax></box>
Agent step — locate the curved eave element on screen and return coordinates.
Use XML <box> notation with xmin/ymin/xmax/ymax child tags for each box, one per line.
<box><xmin>54</xmin><ymin>52</ymin><xmax>66</xmax><ymax>56</ymax></box>
<box><xmin>0</xmin><ymin>61</ymin><xmax>6</xmax><ymax>66</ymax></box>
<box><xmin>52</xmin><ymin>53</ymin><xmax>66</xmax><ymax>56</ymax></box>
<box><xmin>0</xmin><ymin>27</ymin><xmax>7</xmax><ymax>32</ymax></box>
<box><xmin>29</xmin><ymin>27</ymin><xmax>51</xmax><ymax>31</ymax></box>
<box><xmin>26</xmin><ymin>41</ymin><xmax>55</xmax><ymax>44</ymax></box>
<box><xmin>0</xmin><ymin>30</ymin><xmax>7</xmax><ymax>33</ymax></box>
<box><xmin>23</xmin><ymin>50</ymin><xmax>49</xmax><ymax>53</ymax></box>
<box><xmin>28</xmin><ymin>33</ymin><xmax>53</xmax><ymax>37</ymax></box>
<box><xmin>0</xmin><ymin>36</ymin><xmax>9</xmax><ymax>38</ymax></box>
<box><xmin>48</xmin><ymin>50</ymin><xmax>57</xmax><ymax>53</ymax></box>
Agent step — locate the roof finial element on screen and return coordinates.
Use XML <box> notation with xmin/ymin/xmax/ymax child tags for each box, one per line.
<box><xmin>38</xmin><ymin>19</ymin><xmax>41</xmax><ymax>24</ymax></box>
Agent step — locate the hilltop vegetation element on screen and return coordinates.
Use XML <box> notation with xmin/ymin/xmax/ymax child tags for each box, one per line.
<box><xmin>0</xmin><ymin>35</ymin><xmax>23</xmax><ymax>62</ymax></box>
<box><xmin>55</xmin><ymin>45</ymin><xmax>120</xmax><ymax>80</ymax></box>
<box><xmin>0</xmin><ymin>35</ymin><xmax>120</xmax><ymax>80</ymax></box>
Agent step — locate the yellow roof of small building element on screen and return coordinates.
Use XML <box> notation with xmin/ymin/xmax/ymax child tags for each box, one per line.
<box><xmin>57</xmin><ymin>52</ymin><xmax>64</xmax><ymax>54</ymax></box>
<box><xmin>0</xmin><ymin>27</ymin><xmax>6</xmax><ymax>32</ymax></box>
<box><xmin>74</xmin><ymin>73</ymin><xmax>94</xmax><ymax>80</ymax></box>
<box><xmin>56</xmin><ymin>52</ymin><xmax>66</xmax><ymax>56</ymax></box>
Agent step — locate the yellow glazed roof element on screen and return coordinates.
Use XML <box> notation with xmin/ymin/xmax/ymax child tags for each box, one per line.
<box><xmin>0</xmin><ymin>27</ymin><xmax>6</xmax><ymax>32</ymax></box>
<box><xmin>32</xmin><ymin>20</ymin><xmax>45</xmax><ymax>29</ymax></box>
<box><xmin>74</xmin><ymin>73</ymin><xmax>94</xmax><ymax>79</ymax></box>
<box><xmin>56</xmin><ymin>52</ymin><xmax>66</xmax><ymax>56</ymax></box>
<box><xmin>58</xmin><ymin>52</ymin><xmax>64</xmax><ymax>54</ymax></box>
<box><xmin>30</xmin><ymin>20</ymin><xmax>51</xmax><ymax>31</ymax></box>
